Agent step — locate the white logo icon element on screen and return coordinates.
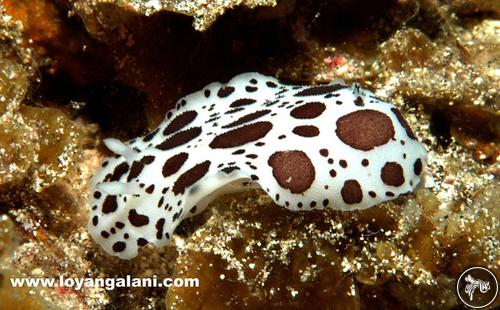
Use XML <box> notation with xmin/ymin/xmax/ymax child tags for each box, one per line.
<box><xmin>457</xmin><ymin>266</ymin><xmax>498</xmax><ymax>309</ymax></box>
<box><xmin>464</xmin><ymin>274</ymin><xmax>491</xmax><ymax>301</ymax></box>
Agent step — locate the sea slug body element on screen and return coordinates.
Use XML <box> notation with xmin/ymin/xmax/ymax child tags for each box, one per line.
<box><xmin>88</xmin><ymin>72</ymin><xmax>427</xmax><ymax>259</ymax></box>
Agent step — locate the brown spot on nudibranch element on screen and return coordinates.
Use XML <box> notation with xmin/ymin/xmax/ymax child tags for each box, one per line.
<box><xmin>157</xmin><ymin>127</ymin><xmax>202</xmax><ymax>150</ymax></box>
<box><xmin>109</xmin><ymin>162</ymin><xmax>129</xmax><ymax>181</ymax></box>
<box><xmin>162</xmin><ymin>110</ymin><xmax>198</xmax><ymax>136</ymax></box>
<box><xmin>210</xmin><ymin>122</ymin><xmax>273</xmax><ymax>148</ymax></box>
<box><xmin>354</xmin><ymin>96</ymin><xmax>364</xmax><ymax>106</ymax></box>
<box><xmin>222</xmin><ymin>110</ymin><xmax>271</xmax><ymax>129</ymax></box>
<box><xmin>341</xmin><ymin>179</ymin><xmax>363</xmax><ymax>204</ymax></box>
<box><xmin>162</xmin><ymin>152</ymin><xmax>189</xmax><ymax>177</ymax></box>
<box><xmin>290</xmin><ymin>102</ymin><xmax>326</xmax><ymax>119</ymax></box>
<box><xmin>414</xmin><ymin>158</ymin><xmax>423</xmax><ymax>175</ymax></box>
<box><xmin>292</xmin><ymin>125</ymin><xmax>320</xmax><ymax>137</ymax></box>
<box><xmin>217</xmin><ymin>86</ymin><xmax>235</xmax><ymax>97</ymax></box>
<box><xmin>230</xmin><ymin>98</ymin><xmax>257</xmax><ymax>108</ymax></box>
<box><xmin>127</xmin><ymin>156</ymin><xmax>155</xmax><ymax>181</ymax></box>
<box><xmin>335</xmin><ymin>109</ymin><xmax>395</xmax><ymax>151</ymax></box>
<box><xmin>128</xmin><ymin>209</ymin><xmax>149</xmax><ymax>227</ymax></box>
<box><xmin>155</xmin><ymin>218</ymin><xmax>165</xmax><ymax>239</ymax></box>
<box><xmin>381</xmin><ymin>162</ymin><xmax>405</xmax><ymax>186</ymax></box>
<box><xmin>112</xmin><ymin>242</ymin><xmax>126</xmax><ymax>252</ymax></box>
<box><xmin>173</xmin><ymin>160</ymin><xmax>211</xmax><ymax>195</ymax></box>
<box><xmin>102</xmin><ymin>195</ymin><xmax>118</xmax><ymax>214</ymax></box>
<box><xmin>268</xmin><ymin>150</ymin><xmax>315</xmax><ymax>194</ymax></box>
<box><xmin>391</xmin><ymin>108</ymin><xmax>417</xmax><ymax>140</ymax></box>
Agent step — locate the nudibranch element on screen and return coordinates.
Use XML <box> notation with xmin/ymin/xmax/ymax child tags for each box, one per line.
<box><xmin>88</xmin><ymin>73</ymin><xmax>427</xmax><ymax>259</ymax></box>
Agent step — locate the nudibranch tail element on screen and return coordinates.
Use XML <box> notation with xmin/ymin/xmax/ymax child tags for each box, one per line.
<box><xmin>88</xmin><ymin>72</ymin><xmax>427</xmax><ymax>259</ymax></box>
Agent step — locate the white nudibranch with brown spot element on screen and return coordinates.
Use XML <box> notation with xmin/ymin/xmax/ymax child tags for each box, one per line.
<box><xmin>88</xmin><ymin>72</ymin><xmax>427</xmax><ymax>259</ymax></box>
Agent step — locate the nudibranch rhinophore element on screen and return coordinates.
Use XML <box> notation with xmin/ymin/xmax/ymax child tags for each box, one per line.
<box><xmin>88</xmin><ymin>72</ymin><xmax>427</xmax><ymax>259</ymax></box>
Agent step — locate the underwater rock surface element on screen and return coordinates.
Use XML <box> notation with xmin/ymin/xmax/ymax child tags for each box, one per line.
<box><xmin>0</xmin><ymin>0</ymin><xmax>498</xmax><ymax>309</ymax></box>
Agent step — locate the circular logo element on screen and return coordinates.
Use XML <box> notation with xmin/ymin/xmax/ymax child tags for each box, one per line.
<box><xmin>456</xmin><ymin>266</ymin><xmax>498</xmax><ymax>308</ymax></box>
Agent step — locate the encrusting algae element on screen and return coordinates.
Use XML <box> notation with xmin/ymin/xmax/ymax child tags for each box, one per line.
<box><xmin>0</xmin><ymin>0</ymin><xmax>498</xmax><ymax>309</ymax></box>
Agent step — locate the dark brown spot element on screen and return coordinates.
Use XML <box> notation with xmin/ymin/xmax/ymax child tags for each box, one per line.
<box><xmin>92</xmin><ymin>216</ymin><xmax>98</xmax><ymax>226</ymax></box>
<box><xmin>128</xmin><ymin>209</ymin><xmax>149</xmax><ymax>227</ymax></box>
<box><xmin>391</xmin><ymin>108</ymin><xmax>416</xmax><ymax>140</ymax></box>
<box><xmin>210</xmin><ymin>122</ymin><xmax>273</xmax><ymax>149</ymax></box>
<box><xmin>109</xmin><ymin>162</ymin><xmax>129</xmax><ymax>181</ymax></box>
<box><xmin>101</xmin><ymin>231</ymin><xmax>109</xmax><ymax>238</ymax></box>
<box><xmin>157</xmin><ymin>127</ymin><xmax>202</xmax><ymax>150</ymax></box>
<box><xmin>414</xmin><ymin>158</ymin><xmax>423</xmax><ymax>175</ymax></box>
<box><xmin>93</xmin><ymin>191</ymin><xmax>102</xmax><ymax>199</ymax></box>
<box><xmin>204</xmin><ymin>89</ymin><xmax>211</xmax><ymax>97</ymax></box>
<box><xmin>381</xmin><ymin>162</ymin><xmax>405</xmax><ymax>186</ymax></box>
<box><xmin>361</xmin><ymin>159</ymin><xmax>369</xmax><ymax>166</ymax></box>
<box><xmin>217</xmin><ymin>86</ymin><xmax>235</xmax><ymax>97</ymax></box>
<box><xmin>329</xmin><ymin>169</ymin><xmax>337</xmax><ymax>177</ymax></box>
<box><xmin>319</xmin><ymin>149</ymin><xmax>329</xmax><ymax>157</ymax></box>
<box><xmin>266</xmin><ymin>81</ymin><xmax>277</xmax><ymax>88</ymax></box>
<box><xmin>221</xmin><ymin>166</ymin><xmax>240</xmax><ymax>174</ymax></box>
<box><xmin>143</xmin><ymin>128</ymin><xmax>159</xmax><ymax>142</ymax></box>
<box><xmin>163</xmin><ymin>111</ymin><xmax>198</xmax><ymax>136</ymax></box>
<box><xmin>137</xmin><ymin>238</ymin><xmax>148</xmax><ymax>246</ymax></box>
<box><xmin>268</xmin><ymin>151</ymin><xmax>315</xmax><ymax>194</ymax></box>
<box><xmin>127</xmin><ymin>156</ymin><xmax>155</xmax><ymax>181</ymax></box>
<box><xmin>341</xmin><ymin>179</ymin><xmax>363</xmax><ymax>204</ymax></box>
<box><xmin>173</xmin><ymin>161</ymin><xmax>211</xmax><ymax>195</ymax></box>
<box><xmin>339</xmin><ymin>160</ymin><xmax>347</xmax><ymax>168</ymax></box>
<box><xmin>157</xmin><ymin>197</ymin><xmax>164</xmax><ymax>208</ymax></box>
<box><xmin>156</xmin><ymin>218</ymin><xmax>165</xmax><ymax>239</ymax></box>
<box><xmin>245</xmin><ymin>86</ymin><xmax>258</xmax><ymax>92</ymax></box>
<box><xmin>292</xmin><ymin>125</ymin><xmax>320</xmax><ymax>137</ymax></box>
<box><xmin>232</xmin><ymin>149</ymin><xmax>245</xmax><ymax>155</ymax></box>
<box><xmin>323</xmin><ymin>199</ymin><xmax>329</xmax><ymax>207</ymax></box>
<box><xmin>369</xmin><ymin>191</ymin><xmax>376</xmax><ymax>198</ymax></box>
<box><xmin>294</xmin><ymin>84</ymin><xmax>347</xmax><ymax>96</ymax></box>
<box><xmin>112</xmin><ymin>242</ymin><xmax>126</xmax><ymax>252</ymax></box>
<box><xmin>229</xmin><ymin>98</ymin><xmax>257</xmax><ymax>108</ymax></box>
<box><xmin>222</xmin><ymin>110</ymin><xmax>271</xmax><ymax>129</ymax></box>
<box><xmin>115</xmin><ymin>222</ymin><xmax>125</xmax><ymax>229</ymax></box>
<box><xmin>102</xmin><ymin>195</ymin><xmax>118</xmax><ymax>214</ymax></box>
<box><xmin>162</xmin><ymin>152</ymin><xmax>189</xmax><ymax>177</ymax></box>
<box><xmin>145</xmin><ymin>184</ymin><xmax>155</xmax><ymax>194</ymax></box>
<box><xmin>386</xmin><ymin>191</ymin><xmax>395</xmax><ymax>197</ymax></box>
<box><xmin>336</xmin><ymin>110</ymin><xmax>395</xmax><ymax>151</ymax></box>
<box><xmin>290</xmin><ymin>102</ymin><xmax>326</xmax><ymax>119</ymax></box>
<box><xmin>354</xmin><ymin>96</ymin><xmax>364</xmax><ymax>106</ymax></box>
